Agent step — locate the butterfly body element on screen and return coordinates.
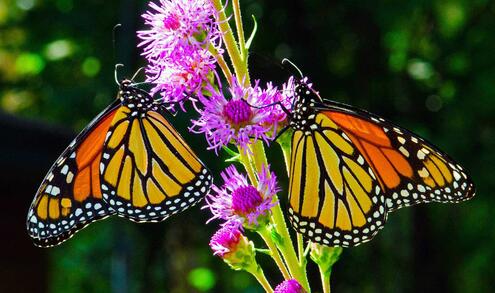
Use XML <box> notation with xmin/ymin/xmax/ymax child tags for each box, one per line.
<box><xmin>287</xmin><ymin>78</ymin><xmax>475</xmax><ymax>247</ymax></box>
<box><xmin>118</xmin><ymin>80</ymin><xmax>160</xmax><ymax>115</ymax></box>
<box><xmin>27</xmin><ymin>80</ymin><xmax>212</xmax><ymax>247</ymax></box>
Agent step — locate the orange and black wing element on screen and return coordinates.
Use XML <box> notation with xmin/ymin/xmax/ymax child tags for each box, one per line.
<box><xmin>322</xmin><ymin>100</ymin><xmax>475</xmax><ymax>211</ymax></box>
<box><xmin>288</xmin><ymin>113</ymin><xmax>387</xmax><ymax>247</ymax></box>
<box><xmin>287</xmin><ymin>80</ymin><xmax>474</xmax><ymax>247</ymax></box>
<box><xmin>99</xmin><ymin>87</ymin><xmax>212</xmax><ymax>222</ymax></box>
<box><xmin>27</xmin><ymin>102</ymin><xmax>119</xmax><ymax>247</ymax></box>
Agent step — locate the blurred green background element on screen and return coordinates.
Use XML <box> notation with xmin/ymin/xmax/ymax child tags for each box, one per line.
<box><xmin>1</xmin><ymin>0</ymin><xmax>494</xmax><ymax>292</ymax></box>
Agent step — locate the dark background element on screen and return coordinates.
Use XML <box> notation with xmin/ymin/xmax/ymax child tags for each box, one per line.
<box><xmin>1</xmin><ymin>0</ymin><xmax>494</xmax><ymax>292</ymax></box>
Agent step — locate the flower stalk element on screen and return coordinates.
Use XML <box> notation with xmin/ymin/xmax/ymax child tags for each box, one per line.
<box><xmin>212</xmin><ymin>0</ymin><xmax>311</xmax><ymax>289</ymax></box>
<box><xmin>232</xmin><ymin>0</ymin><xmax>247</xmax><ymax>62</ymax></box>
<box><xmin>239</xmin><ymin>147</ymin><xmax>257</xmax><ymax>185</ymax></box>
<box><xmin>310</xmin><ymin>244</ymin><xmax>343</xmax><ymax>293</ymax></box>
<box><xmin>258</xmin><ymin>226</ymin><xmax>291</xmax><ymax>280</ymax></box>
<box><xmin>249</xmin><ymin>265</ymin><xmax>274</xmax><ymax>293</ymax></box>
<box><xmin>139</xmin><ymin>1</ymin><xmax>344</xmax><ymax>292</ymax></box>
<box><xmin>208</xmin><ymin>43</ymin><xmax>232</xmax><ymax>84</ymax></box>
<box><xmin>210</xmin><ymin>0</ymin><xmax>250</xmax><ymax>84</ymax></box>
<box><xmin>320</xmin><ymin>269</ymin><xmax>331</xmax><ymax>293</ymax></box>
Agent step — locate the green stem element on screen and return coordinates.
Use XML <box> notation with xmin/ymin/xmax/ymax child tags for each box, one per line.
<box><xmin>211</xmin><ymin>0</ymin><xmax>250</xmax><ymax>84</ymax></box>
<box><xmin>248</xmin><ymin>265</ymin><xmax>274</xmax><ymax>293</ymax></box>
<box><xmin>245</xmin><ymin>134</ymin><xmax>309</xmax><ymax>291</ymax></box>
<box><xmin>239</xmin><ymin>148</ymin><xmax>257</xmax><ymax>184</ymax></box>
<box><xmin>270</xmin><ymin>202</ymin><xmax>310</xmax><ymax>291</ymax></box>
<box><xmin>278</xmin><ymin>130</ymin><xmax>292</xmax><ymax>176</ymax></box>
<box><xmin>320</xmin><ymin>267</ymin><xmax>331</xmax><ymax>293</ymax></box>
<box><xmin>297</xmin><ymin>233</ymin><xmax>305</xmax><ymax>264</ymax></box>
<box><xmin>232</xmin><ymin>0</ymin><xmax>247</xmax><ymax>62</ymax></box>
<box><xmin>274</xmin><ymin>131</ymin><xmax>311</xmax><ymax>290</ymax></box>
<box><xmin>258</xmin><ymin>227</ymin><xmax>291</xmax><ymax>280</ymax></box>
<box><xmin>208</xmin><ymin>43</ymin><xmax>232</xmax><ymax>84</ymax></box>
<box><xmin>250</xmin><ymin>140</ymin><xmax>268</xmax><ymax>171</ymax></box>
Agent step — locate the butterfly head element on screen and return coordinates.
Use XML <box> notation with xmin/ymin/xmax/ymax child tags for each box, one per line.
<box><xmin>118</xmin><ymin>79</ymin><xmax>158</xmax><ymax>116</ymax></box>
<box><xmin>293</xmin><ymin>77</ymin><xmax>322</xmax><ymax>103</ymax></box>
<box><xmin>287</xmin><ymin>77</ymin><xmax>323</xmax><ymax>131</ymax></box>
<box><xmin>119</xmin><ymin>79</ymin><xmax>133</xmax><ymax>88</ymax></box>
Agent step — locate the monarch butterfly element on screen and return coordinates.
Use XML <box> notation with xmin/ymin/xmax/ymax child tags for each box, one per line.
<box><xmin>26</xmin><ymin>78</ymin><xmax>212</xmax><ymax>247</ymax></box>
<box><xmin>286</xmin><ymin>77</ymin><xmax>475</xmax><ymax>247</ymax></box>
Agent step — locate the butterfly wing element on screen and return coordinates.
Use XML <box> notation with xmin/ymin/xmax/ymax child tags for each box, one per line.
<box><xmin>320</xmin><ymin>100</ymin><xmax>475</xmax><ymax>211</ymax></box>
<box><xmin>288</xmin><ymin>113</ymin><xmax>387</xmax><ymax>247</ymax></box>
<box><xmin>287</xmin><ymin>80</ymin><xmax>475</xmax><ymax>247</ymax></box>
<box><xmin>27</xmin><ymin>102</ymin><xmax>119</xmax><ymax>247</ymax></box>
<box><xmin>100</xmin><ymin>88</ymin><xmax>212</xmax><ymax>222</ymax></box>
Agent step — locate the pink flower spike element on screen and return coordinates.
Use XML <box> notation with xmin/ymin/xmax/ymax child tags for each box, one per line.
<box><xmin>205</xmin><ymin>164</ymin><xmax>280</xmax><ymax>229</ymax></box>
<box><xmin>138</xmin><ymin>0</ymin><xmax>221</xmax><ymax>61</ymax></box>
<box><xmin>137</xmin><ymin>0</ymin><xmax>223</xmax><ymax>107</ymax></box>
<box><xmin>146</xmin><ymin>45</ymin><xmax>216</xmax><ymax>105</ymax></box>
<box><xmin>274</xmin><ymin>279</ymin><xmax>307</xmax><ymax>293</ymax></box>
<box><xmin>209</xmin><ymin>223</ymin><xmax>243</xmax><ymax>258</ymax></box>
<box><xmin>191</xmin><ymin>76</ymin><xmax>283</xmax><ymax>153</ymax></box>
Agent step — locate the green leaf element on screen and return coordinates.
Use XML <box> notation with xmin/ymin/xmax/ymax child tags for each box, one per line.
<box><xmin>255</xmin><ymin>248</ymin><xmax>271</xmax><ymax>255</ymax></box>
<box><xmin>225</xmin><ymin>155</ymin><xmax>241</xmax><ymax>162</ymax></box>
<box><xmin>270</xmin><ymin>227</ymin><xmax>284</xmax><ymax>247</ymax></box>
<box><xmin>223</xmin><ymin>146</ymin><xmax>241</xmax><ymax>162</ymax></box>
<box><xmin>245</xmin><ymin>15</ymin><xmax>258</xmax><ymax>50</ymax></box>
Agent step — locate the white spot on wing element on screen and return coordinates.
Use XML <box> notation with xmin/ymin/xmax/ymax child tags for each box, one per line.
<box><xmin>61</xmin><ymin>165</ymin><xmax>69</xmax><ymax>175</ymax></box>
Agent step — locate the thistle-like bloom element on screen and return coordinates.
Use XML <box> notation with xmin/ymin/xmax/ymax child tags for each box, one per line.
<box><xmin>138</xmin><ymin>0</ymin><xmax>221</xmax><ymax>60</ymax></box>
<box><xmin>265</xmin><ymin>76</ymin><xmax>297</xmax><ymax>130</ymax></box>
<box><xmin>138</xmin><ymin>0</ymin><xmax>222</xmax><ymax>104</ymax></box>
<box><xmin>274</xmin><ymin>279</ymin><xmax>307</xmax><ymax>293</ymax></box>
<box><xmin>209</xmin><ymin>223</ymin><xmax>257</xmax><ymax>271</ymax></box>
<box><xmin>209</xmin><ymin>223</ymin><xmax>243</xmax><ymax>258</ymax></box>
<box><xmin>146</xmin><ymin>45</ymin><xmax>216</xmax><ymax>104</ymax></box>
<box><xmin>191</xmin><ymin>77</ymin><xmax>283</xmax><ymax>152</ymax></box>
<box><xmin>205</xmin><ymin>165</ymin><xmax>279</xmax><ymax>229</ymax></box>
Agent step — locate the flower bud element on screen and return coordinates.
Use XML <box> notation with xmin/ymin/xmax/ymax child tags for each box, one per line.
<box><xmin>309</xmin><ymin>242</ymin><xmax>343</xmax><ymax>275</ymax></box>
<box><xmin>209</xmin><ymin>224</ymin><xmax>257</xmax><ymax>271</ymax></box>
<box><xmin>274</xmin><ymin>279</ymin><xmax>307</xmax><ymax>293</ymax></box>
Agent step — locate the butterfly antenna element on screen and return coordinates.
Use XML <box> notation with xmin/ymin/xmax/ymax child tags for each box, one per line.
<box><xmin>131</xmin><ymin>67</ymin><xmax>145</xmax><ymax>82</ymax></box>
<box><xmin>282</xmin><ymin>58</ymin><xmax>304</xmax><ymax>78</ymax></box>
<box><xmin>114</xmin><ymin>63</ymin><xmax>124</xmax><ymax>85</ymax></box>
<box><xmin>112</xmin><ymin>24</ymin><xmax>122</xmax><ymax>65</ymax></box>
<box><xmin>130</xmin><ymin>67</ymin><xmax>163</xmax><ymax>88</ymax></box>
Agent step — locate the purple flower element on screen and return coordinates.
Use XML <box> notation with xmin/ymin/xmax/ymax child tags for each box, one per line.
<box><xmin>274</xmin><ymin>279</ymin><xmax>307</xmax><ymax>293</ymax></box>
<box><xmin>146</xmin><ymin>45</ymin><xmax>216</xmax><ymax>105</ymax></box>
<box><xmin>138</xmin><ymin>0</ymin><xmax>221</xmax><ymax>60</ymax></box>
<box><xmin>209</xmin><ymin>223</ymin><xmax>257</xmax><ymax>270</ymax></box>
<box><xmin>138</xmin><ymin>0</ymin><xmax>222</xmax><ymax>105</ymax></box>
<box><xmin>209</xmin><ymin>223</ymin><xmax>243</xmax><ymax>258</ymax></box>
<box><xmin>259</xmin><ymin>77</ymin><xmax>297</xmax><ymax>133</ymax></box>
<box><xmin>191</xmin><ymin>77</ymin><xmax>283</xmax><ymax>152</ymax></box>
<box><xmin>278</xmin><ymin>76</ymin><xmax>296</xmax><ymax>118</ymax></box>
<box><xmin>205</xmin><ymin>164</ymin><xmax>279</xmax><ymax>229</ymax></box>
